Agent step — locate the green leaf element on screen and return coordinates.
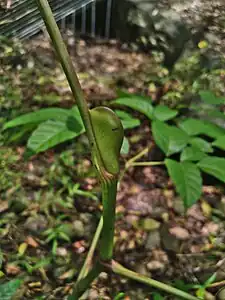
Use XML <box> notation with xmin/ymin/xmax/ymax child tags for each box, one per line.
<box><xmin>27</xmin><ymin>118</ymin><xmax>84</xmax><ymax>153</ymax></box>
<box><xmin>4</xmin><ymin>124</ymin><xmax>36</xmax><ymax>144</ymax></box>
<box><xmin>45</xmin><ymin>232</ymin><xmax>56</xmax><ymax>243</ymax></box>
<box><xmin>113</xmin><ymin>292</ymin><xmax>126</xmax><ymax>300</ymax></box>
<box><xmin>179</xmin><ymin>118</ymin><xmax>225</xmax><ymax>138</ymax></box>
<box><xmin>174</xmin><ymin>280</ymin><xmax>196</xmax><ymax>292</ymax></box>
<box><xmin>165</xmin><ymin>159</ymin><xmax>202</xmax><ymax>208</ymax></box>
<box><xmin>190</xmin><ymin>102</ymin><xmax>225</xmax><ymax>120</ymax></box>
<box><xmin>197</xmin><ymin>156</ymin><xmax>225</xmax><ymax>183</ymax></box>
<box><xmin>3</xmin><ymin>108</ymin><xmax>72</xmax><ymax>130</ymax></box>
<box><xmin>121</xmin><ymin>137</ymin><xmax>130</xmax><ymax>155</ymax></box>
<box><xmin>115</xmin><ymin>110</ymin><xmax>140</xmax><ymax>130</ymax></box>
<box><xmin>112</xmin><ymin>95</ymin><xmax>153</xmax><ymax>119</ymax></box>
<box><xmin>32</xmin><ymin>257</ymin><xmax>52</xmax><ymax>271</ymax></box>
<box><xmin>196</xmin><ymin>287</ymin><xmax>205</xmax><ymax>299</ymax></box>
<box><xmin>52</xmin><ymin>239</ymin><xmax>58</xmax><ymax>255</ymax></box>
<box><xmin>199</xmin><ymin>90</ymin><xmax>225</xmax><ymax>105</ymax></box>
<box><xmin>0</xmin><ymin>248</ymin><xmax>3</xmax><ymax>268</ymax></box>
<box><xmin>153</xmin><ymin>105</ymin><xmax>178</xmax><ymax>121</ymax></box>
<box><xmin>204</xmin><ymin>273</ymin><xmax>217</xmax><ymax>287</ymax></box>
<box><xmin>152</xmin><ymin>121</ymin><xmax>189</xmax><ymax>156</ymax></box>
<box><xmin>152</xmin><ymin>292</ymin><xmax>164</xmax><ymax>300</ymax></box>
<box><xmin>207</xmin><ymin>109</ymin><xmax>225</xmax><ymax>120</ymax></box>
<box><xmin>121</xmin><ymin>119</ymin><xmax>140</xmax><ymax>129</ymax></box>
<box><xmin>58</xmin><ymin>232</ymin><xmax>71</xmax><ymax>242</ymax></box>
<box><xmin>0</xmin><ymin>279</ymin><xmax>22</xmax><ymax>300</ymax></box>
<box><xmin>115</xmin><ymin>110</ymin><xmax>132</xmax><ymax>119</ymax></box>
<box><xmin>116</xmin><ymin>89</ymin><xmax>132</xmax><ymax>98</ymax></box>
<box><xmin>213</xmin><ymin>135</ymin><xmax>225</xmax><ymax>150</ymax></box>
<box><xmin>189</xmin><ymin>137</ymin><xmax>213</xmax><ymax>153</ymax></box>
<box><xmin>181</xmin><ymin>146</ymin><xmax>207</xmax><ymax>162</ymax></box>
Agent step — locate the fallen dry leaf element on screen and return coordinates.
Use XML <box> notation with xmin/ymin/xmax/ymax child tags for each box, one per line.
<box><xmin>26</xmin><ymin>236</ymin><xmax>39</xmax><ymax>248</ymax></box>
<box><xmin>5</xmin><ymin>263</ymin><xmax>21</xmax><ymax>275</ymax></box>
<box><xmin>0</xmin><ymin>200</ymin><xmax>8</xmax><ymax>213</ymax></box>
<box><xmin>169</xmin><ymin>227</ymin><xmax>190</xmax><ymax>240</ymax></box>
<box><xmin>201</xmin><ymin>222</ymin><xmax>219</xmax><ymax>236</ymax></box>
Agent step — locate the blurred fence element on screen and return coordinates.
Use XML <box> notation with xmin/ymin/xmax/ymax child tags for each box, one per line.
<box><xmin>0</xmin><ymin>0</ymin><xmax>113</xmax><ymax>39</ymax></box>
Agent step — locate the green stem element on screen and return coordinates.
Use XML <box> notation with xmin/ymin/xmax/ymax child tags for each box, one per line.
<box><xmin>36</xmin><ymin>0</ymin><xmax>92</xmax><ymax>142</ymax></box>
<box><xmin>36</xmin><ymin>0</ymin><xmax>106</xmax><ymax>178</ymax></box>
<box><xmin>130</xmin><ymin>161</ymin><xmax>164</xmax><ymax>167</ymax></box>
<box><xmin>68</xmin><ymin>262</ymin><xmax>103</xmax><ymax>300</ymax></box>
<box><xmin>119</xmin><ymin>145</ymin><xmax>154</xmax><ymax>182</ymax></box>
<box><xmin>127</xmin><ymin>146</ymin><xmax>150</xmax><ymax>165</ymax></box>
<box><xmin>110</xmin><ymin>260</ymin><xmax>200</xmax><ymax>300</ymax></box>
<box><xmin>36</xmin><ymin>1</ymin><xmax>117</xmax><ymax>298</ymax></box>
<box><xmin>77</xmin><ymin>217</ymin><xmax>103</xmax><ymax>281</ymax></box>
<box><xmin>100</xmin><ymin>179</ymin><xmax>118</xmax><ymax>261</ymax></box>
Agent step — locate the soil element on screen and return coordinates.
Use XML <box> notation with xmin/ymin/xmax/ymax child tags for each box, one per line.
<box><xmin>0</xmin><ymin>34</ymin><xmax>225</xmax><ymax>300</ymax></box>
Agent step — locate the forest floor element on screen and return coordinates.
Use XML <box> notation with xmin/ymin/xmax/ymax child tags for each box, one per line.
<box><xmin>1</xmin><ymin>34</ymin><xmax>225</xmax><ymax>300</ymax></box>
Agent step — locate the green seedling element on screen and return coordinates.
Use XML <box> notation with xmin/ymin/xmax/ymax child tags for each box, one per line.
<box><xmin>152</xmin><ymin>292</ymin><xmax>164</xmax><ymax>300</ymax></box>
<box><xmin>113</xmin><ymin>292</ymin><xmax>126</xmax><ymax>300</ymax></box>
<box><xmin>42</xmin><ymin>216</ymin><xmax>72</xmax><ymax>255</ymax></box>
<box><xmin>175</xmin><ymin>273</ymin><xmax>217</xmax><ymax>299</ymax></box>
<box><xmin>17</xmin><ymin>256</ymin><xmax>52</xmax><ymax>274</ymax></box>
<box><xmin>67</xmin><ymin>183</ymin><xmax>98</xmax><ymax>202</ymax></box>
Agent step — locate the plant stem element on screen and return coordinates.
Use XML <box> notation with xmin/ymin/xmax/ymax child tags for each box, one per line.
<box><xmin>119</xmin><ymin>146</ymin><xmax>150</xmax><ymax>182</ymax></box>
<box><xmin>100</xmin><ymin>179</ymin><xmax>118</xmax><ymax>261</ymax></box>
<box><xmin>36</xmin><ymin>1</ymin><xmax>118</xmax><ymax>298</ymax></box>
<box><xmin>72</xmin><ymin>180</ymin><xmax>117</xmax><ymax>298</ymax></box>
<box><xmin>68</xmin><ymin>262</ymin><xmax>103</xmax><ymax>300</ymax></box>
<box><xmin>127</xmin><ymin>146</ymin><xmax>150</xmax><ymax>165</ymax></box>
<box><xmin>119</xmin><ymin>144</ymin><xmax>162</xmax><ymax>182</ymax></box>
<box><xmin>36</xmin><ymin>0</ymin><xmax>106</xmax><ymax>178</ymax></box>
<box><xmin>209</xmin><ymin>279</ymin><xmax>225</xmax><ymax>289</ymax></box>
<box><xmin>36</xmin><ymin>0</ymin><xmax>91</xmax><ymax>142</ymax></box>
<box><xmin>77</xmin><ymin>217</ymin><xmax>103</xmax><ymax>281</ymax></box>
<box><xmin>129</xmin><ymin>161</ymin><xmax>165</xmax><ymax>167</ymax></box>
<box><xmin>110</xmin><ymin>260</ymin><xmax>200</xmax><ymax>300</ymax></box>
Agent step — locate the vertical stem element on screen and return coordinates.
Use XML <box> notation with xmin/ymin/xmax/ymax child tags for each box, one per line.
<box><xmin>77</xmin><ymin>217</ymin><xmax>103</xmax><ymax>281</ymax></box>
<box><xmin>36</xmin><ymin>0</ymin><xmax>107</xmax><ymax>180</ymax></box>
<box><xmin>36</xmin><ymin>0</ymin><xmax>94</xmax><ymax>147</ymax></box>
<box><xmin>68</xmin><ymin>262</ymin><xmax>103</xmax><ymax>300</ymax></box>
<box><xmin>100</xmin><ymin>179</ymin><xmax>118</xmax><ymax>261</ymax></box>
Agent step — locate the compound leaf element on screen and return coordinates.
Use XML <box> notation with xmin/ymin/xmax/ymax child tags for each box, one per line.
<box><xmin>165</xmin><ymin>159</ymin><xmax>202</xmax><ymax>208</ymax></box>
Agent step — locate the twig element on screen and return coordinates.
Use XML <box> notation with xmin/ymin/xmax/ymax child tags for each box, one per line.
<box><xmin>120</xmin><ymin>143</ymin><xmax>164</xmax><ymax>181</ymax></box>
<box><xmin>109</xmin><ymin>260</ymin><xmax>200</xmax><ymax>300</ymax></box>
<box><xmin>77</xmin><ymin>217</ymin><xmax>103</xmax><ymax>281</ymax></box>
<box><xmin>119</xmin><ymin>145</ymin><xmax>152</xmax><ymax>181</ymax></box>
<box><xmin>208</xmin><ymin>279</ymin><xmax>225</xmax><ymax>289</ymax></box>
<box><xmin>127</xmin><ymin>146</ymin><xmax>150</xmax><ymax>165</ymax></box>
<box><xmin>129</xmin><ymin>161</ymin><xmax>165</xmax><ymax>167</ymax></box>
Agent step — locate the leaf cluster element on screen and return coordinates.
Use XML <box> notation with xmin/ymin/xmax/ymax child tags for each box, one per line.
<box><xmin>2</xmin><ymin>90</ymin><xmax>225</xmax><ymax>208</ymax></box>
<box><xmin>111</xmin><ymin>90</ymin><xmax>225</xmax><ymax>208</ymax></box>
